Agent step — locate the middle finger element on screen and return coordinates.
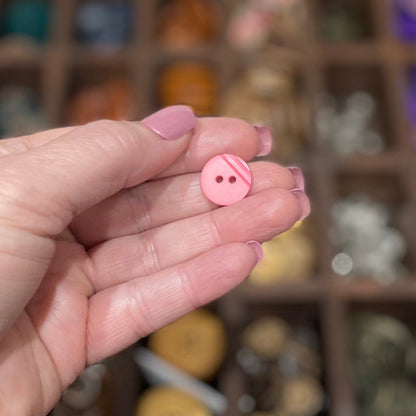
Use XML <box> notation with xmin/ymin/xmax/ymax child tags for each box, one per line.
<box><xmin>71</xmin><ymin>161</ymin><xmax>300</xmax><ymax>246</ymax></box>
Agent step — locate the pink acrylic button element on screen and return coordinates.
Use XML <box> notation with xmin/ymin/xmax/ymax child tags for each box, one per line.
<box><xmin>201</xmin><ymin>154</ymin><xmax>252</xmax><ymax>206</ymax></box>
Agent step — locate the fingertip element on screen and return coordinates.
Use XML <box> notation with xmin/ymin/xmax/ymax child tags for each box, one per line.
<box><xmin>246</xmin><ymin>240</ymin><xmax>264</xmax><ymax>265</ymax></box>
<box><xmin>252</xmin><ymin>125</ymin><xmax>272</xmax><ymax>157</ymax></box>
<box><xmin>249</xmin><ymin>161</ymin><xmax>297</xmax><ymax>194</ymax></box>
<box><xmin>287</xmin><ymin>166</ymin><xmax>305</xmax><ymax>191</ymax></box>
<box><xmin>290</xmin><ymin>188</ymin><xmax>311</xmax><ymax>221</ymax></box>
<box><xmin>194</xmin><ymin>117</ymin><xmax>260</xmax><ymax>159</ymax></box>
<box><xmin>203</xmin><ymin>242</ymin><xmax>260</xmax><ymax>288</ymax></box>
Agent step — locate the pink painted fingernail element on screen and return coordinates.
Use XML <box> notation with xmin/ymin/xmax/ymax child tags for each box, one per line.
<box><xmin>246</xmin><ymin>240</ymin><xmax>263</xmax><ymax>265</ymax></box>
<box><xmin>291</xmin><ymin>188</ymin><xmax>311</xmax><ymax>220</ymax></box>
<box><xmin>141</xmin><ymin>105</ymin><xmax>197</xmax><ymax>140</ymax></box>
<box><xmin>288</xmin><ymin>166</ymin><xmax>305</xmax><ymax>191</ymax></box>
<box><xmin>253</xmin><ymin>125</ymin><xmax>272</xmax><ymax>156</ymax></box>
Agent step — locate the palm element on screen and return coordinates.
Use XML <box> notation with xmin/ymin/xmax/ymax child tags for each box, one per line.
<box><xmin>2</xmin><ymin>232</ymin><xmax>92</xmax><ymax>414</ymax></box>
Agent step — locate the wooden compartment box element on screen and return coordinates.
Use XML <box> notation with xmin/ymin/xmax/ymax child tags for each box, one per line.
<box><xmin>1</xmin><ymin>0</ymin><xmax>416</xmax><ymax>415</ymax></box>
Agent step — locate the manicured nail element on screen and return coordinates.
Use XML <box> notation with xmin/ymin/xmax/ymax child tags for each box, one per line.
<box><xmin>253</xmin><ymin>124</ymin><xmax>272</xmax><ymax>156</ymax></box>
<box><xmin>291</xmin><ymin>188</ymin><xmax>311</xmax><ymax>220</ymax></box>
<box><xmin>288</xmin><ymin>166</ymin><xmax>305</xmax><ymax>191</ymax></box>
<box><xmin>141</xmin><ymin>105</ymin><xmax>197</xmax><ymax>140</ymax></box>
<box><xmin>246</xmin><ymin>240</ymin><xmax>264</xmax><ymax>265</ymax></box>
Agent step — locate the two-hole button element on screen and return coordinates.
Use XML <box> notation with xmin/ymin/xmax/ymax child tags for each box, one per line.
<box><xmin>200</xmin><ymin>154</ymin><xmax>252</xmax><ymax>206</ymax></box>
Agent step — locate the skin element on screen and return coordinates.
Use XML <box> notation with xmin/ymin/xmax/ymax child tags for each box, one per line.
<box><xmin>0</xmin><ymin>117</ymin><xmax>307</xmax><ymax>415</ymax></box>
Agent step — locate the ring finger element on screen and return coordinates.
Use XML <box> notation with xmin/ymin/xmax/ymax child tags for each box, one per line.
<box><xmin>86</xmin><ymin>186</ymin><xmax>309</xmax><ymax>291</ymax></box>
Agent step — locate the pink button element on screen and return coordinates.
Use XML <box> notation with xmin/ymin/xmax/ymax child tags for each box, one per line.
<box><xmin>200</xmin><ymin>154</ymin><xmax>252</xmax><ymax>206</ymax></box>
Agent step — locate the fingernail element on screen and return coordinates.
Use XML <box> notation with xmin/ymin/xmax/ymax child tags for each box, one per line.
<box><xmin>253</xmin><ymin>125</ymin><xmax>272</xmax><ymax>156</ymax></box>
<box><xmin>141</xmin><ymin>105</ymin><xmax>197</xmax><ymax>140</ymax></box>
<box><xmin>246</xmin><ymin>240</ymin><xmax>263</xmax><ymax>265</ymax></box>
<box><xmin>288</xmin><ymin>166</ymin><xmax>305</xmax><ymax>191</ymax></box>
<box><xmin>291</xmin><ymin>188</ymin><xmax>311</xmax><ymax>220</ymax></box>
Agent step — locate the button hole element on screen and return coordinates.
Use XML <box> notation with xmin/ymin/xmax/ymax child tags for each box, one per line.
<box><xmin>229</xmin><ymin>176</ymin><xmax>236</xmax><ymax>184</ymax></box>
<box><xmin>216</xmin><ymin>176</ymin><xmax>223</xmax><ymax>183</ymax></box>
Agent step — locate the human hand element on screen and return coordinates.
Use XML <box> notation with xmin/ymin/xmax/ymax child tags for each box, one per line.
<box><xmin>0</xmin><ymin>106</ymin><xmax>309</xmax><ymax>415</ymax></box>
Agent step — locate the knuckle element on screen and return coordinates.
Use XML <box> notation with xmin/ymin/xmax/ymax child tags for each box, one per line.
<box><xmin>127</xmin><ymin>186</ymin><xmax>152</xmax><ymax>233</ymax></box>
<box><xmin>84</xmin><ymin>119</ymin><xmax>136</xmax><ymax>146</ymax></box>
<box><xmin>141</xmin><ymin>232</ymin><xmax>161</xmax><ymax>275</ymax></box>
<box><xmin>178</xmin><ymin>265</ymin><xmax>200</xmax><ymax>310</ymax></box>
<box><xmin>0</xmin><ymin>137</ymin><xmax>30</xmax><ymax>156</ymax></box>
<box><xmin>85</xmin><ymin>119</ymin><xmax>119</xmax><ymax>132</ymax></box>
<box><xmin>82</xmin><ymin>120</ymin><xmax>144</xmax><ymax>163</ymax></box>
<box><xmin>207</xmin><ymin>212</ymin><xmax>223</xmax><ymax>245</ymax></box>
<box><xmin>127</xmin><ymin>282</ymin><xmax>157</xmax><ymax>337</ymax></box>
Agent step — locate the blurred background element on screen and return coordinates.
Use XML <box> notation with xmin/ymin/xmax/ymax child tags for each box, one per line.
<box><xmin>2</xmin><ymin>0</ymin><xmax>416</xmax><ymax>415</ymax></box>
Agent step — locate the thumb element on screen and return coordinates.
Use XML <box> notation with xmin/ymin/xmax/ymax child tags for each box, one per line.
<box><xmin>0</xmin><ymin>106</ymin><xmax>195</xmax><ymax>337</ymax></box>
<box><xmin>0</xmin><ymin>105</ymin><xmax>196</xmax><ymax>236</ymax></box>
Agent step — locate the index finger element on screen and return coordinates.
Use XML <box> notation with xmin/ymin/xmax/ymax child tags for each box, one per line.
<box><xmin>153</xmin><ymin>117</ymin><xmax>271</xmax><ymax>178</ymax></box>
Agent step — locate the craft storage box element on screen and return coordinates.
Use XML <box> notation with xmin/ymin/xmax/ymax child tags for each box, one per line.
<box><xmin>2</xmin><ymin>1</ymin><xmax>416</xmax><ymax>415</ymax></box>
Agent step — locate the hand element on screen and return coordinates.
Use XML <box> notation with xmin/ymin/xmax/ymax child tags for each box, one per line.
<box><xmin>0</xmin><ymin>106</ymin><xmax>309</xmax><ymax>415</ymax></box>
